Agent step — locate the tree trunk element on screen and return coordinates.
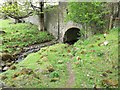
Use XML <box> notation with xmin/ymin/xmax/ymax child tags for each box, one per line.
<box><xmin>38</xmin><ymin>2</ymin><xmax>44</xmax><ymax>31</ymax></box>
<box><xmin>109</xmin><ymin>15</ymin><xmax>113</xmax><ymax>30</ymax></box>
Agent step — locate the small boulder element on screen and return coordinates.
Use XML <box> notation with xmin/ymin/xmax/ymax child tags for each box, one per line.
<box><xmin>58</xmin><ymin>60</ymin><xmax>63</xmax><ymax>64</ymax></box>
<box><xmin>42</xmin><ymin>57</ymin><xmax>48</xmax><ymax>62</ymax></box>
<box><xmin>6</xmin><ymin>62</ymin><xmax>13</xmax><ymax>67</ymax></box>
<box><xmin>47</xmin><ymin>66</ymin><xmax>54</xmax><ymax>72</ymax></box>
<box><xmin>102</xmin><ymin>79</ymin><xmax>118</xmax><ymax>87</ymax></box>
<box><xmin>9</xmin><ymin>66</ymin><xmax>16</xmax><ymax>70</ymax></box>
<box><xmin>0</xmin><ymin>53</ymin><xmax>14</xmax><ymax>61</ymax></box>
<box><xmin>103</xmin><ymin>41</ymin><xmax>109</xmax><ymax>46</ymax></box>
<box><xmin>20</xmin><ymin>68</ymin><xmax>33</xmax><ymax>75</ymax></box>
<box><xmin>2</xmin><ymin>66</ymin><xmax>9</xmax><ymax>71</ymax></box>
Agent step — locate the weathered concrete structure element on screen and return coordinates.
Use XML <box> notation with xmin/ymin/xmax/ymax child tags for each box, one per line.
<box><xmin>25</xmin><ymin>2</ymin><xmax>83</xmax><ymax>43</ymax></box>
<box><xmin>45</xmin><ymin>2</ymin><xmax>82</xmax><ymax>43</ymax></box>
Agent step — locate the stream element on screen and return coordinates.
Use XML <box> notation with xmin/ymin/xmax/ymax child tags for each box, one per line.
<box><xmin>0</xmin><ymin>40</ymin><xmax>58</xmax><ymax>88</ymax></box>
<box><xmin>0</xmin><ymin>39</ymin><xmax>58</xmax><ymax>73</ymax></box>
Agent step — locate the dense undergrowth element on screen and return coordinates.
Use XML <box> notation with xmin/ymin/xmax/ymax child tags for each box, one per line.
<box><xmin>0</xmin><ymin>28</ymin><xmax>119</xmax><ymax>88</ymax></box>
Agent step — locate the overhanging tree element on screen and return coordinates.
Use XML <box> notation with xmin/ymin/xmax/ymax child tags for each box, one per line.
<box><xmin>66</xmin><ymin>2</ymin><xmax>110</xmax><ymax>36</ymax></box>
<box><xmin>0</xmin><ymin>0</ymin><xmax>45</xmax><ymax>31</ymax></box>
<box><xmin>0</xmin><ymin>1</ymin><xmax>33</xmax><ymax>23</ymax></box>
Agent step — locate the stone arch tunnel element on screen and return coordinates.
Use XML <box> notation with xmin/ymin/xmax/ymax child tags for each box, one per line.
<box><xmin>63</xmin><ymin>27</ymin><xmax>80</xmax><ymax>44</ymax></box>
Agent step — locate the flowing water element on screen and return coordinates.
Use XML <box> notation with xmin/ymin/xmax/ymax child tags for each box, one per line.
<box><xmin>0</xmin><ymin>40</ymin><xmax>58</xmax><ymax>73</ymax></box>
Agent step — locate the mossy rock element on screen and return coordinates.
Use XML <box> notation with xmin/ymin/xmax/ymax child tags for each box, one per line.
<box><xmin>20</xmin><ymin>68</ymin><xmax>34</xmax><ymax>75</ymax></box>
<box><xmin>102</xmin><ymin>79</ymin><xmax>118</xmax><ymax>87</ymax></box>
<box><xmin>0</xmin><ymin>53</ymin><xmax>14</xmax><ymax>61</ymax></box>
<box><xmin>58</xmin><ymin>60</ymin><xmax>63</xmax><ymax>64</ymax></box>
<box><xmin>0</xmin><ymin>75</ymin><xmax>7</xmax><ymax>80</ymax></box>
<box><xmin>50</xmin><ymin>78</ymin><xmax>59</xmax><ymax>82</ymax></box>
<box><xmin>9</xmin><ymin>65</ymin><xmax>17</xmax><ymax>70</ymax></box>
<box><xmin>47</xmin><ymin>66</ymin><xmax>54</xmax><ymax>72</ymax></box>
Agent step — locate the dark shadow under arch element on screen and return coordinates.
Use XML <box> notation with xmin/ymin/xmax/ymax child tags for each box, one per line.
<box><xmin>63</xmin><ymin>28</ymin><xmax>80</xmax><ymax>44</ymax></box>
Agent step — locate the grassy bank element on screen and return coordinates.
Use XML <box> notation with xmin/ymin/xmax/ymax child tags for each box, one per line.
<box><xmin>0</xmin><ymin>28</ymin><xmax>119</xmax><ymax>88</ymax></box>
<box><xmin>0</xmin><ymin>19</ymin><xmax>54</xmax><ymax>54</ymax></box>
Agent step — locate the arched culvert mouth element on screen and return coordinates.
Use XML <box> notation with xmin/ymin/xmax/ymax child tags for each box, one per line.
<box><xmin>63</xmin><ymin>28</ymin><xmax>80</xmax><ymax>44</ymax></box>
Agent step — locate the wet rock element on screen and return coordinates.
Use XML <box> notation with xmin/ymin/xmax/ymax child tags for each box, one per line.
<box><xmin>0</xmin><ymin>53</ymin><xmax>14</xmax><ymax>61</ymax></box>
<box><xmin>6</xmin><ymin>62</ymin><xmax>13</xmax><ymax>67</ymax></box>
<box><xmin>0</xmin><ymin>67</ymin><xmax>2</xmax><ymax>71</ymax></box>
<box><xmin>2</xmin><ymin>66</ymin><xmax>9</xmax><ymax>71</ymax></box>
<box><xmin>0</xmin><ymin>62</ymin><xmax>5</xmax><ymax>67</ymax></box>
<box><xmin>50</xmin><ymin>78</ymin><xmax>59</xmax><ymax>82</ymax></box>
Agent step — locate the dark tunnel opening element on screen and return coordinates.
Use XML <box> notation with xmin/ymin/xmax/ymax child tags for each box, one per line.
<box><xmin>63</xmin><ymin>28</ymin><xmax>80</xmax><ymax>45</ymax></box>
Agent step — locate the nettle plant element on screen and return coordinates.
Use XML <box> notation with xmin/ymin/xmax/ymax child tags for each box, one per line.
<box><xmin>66</xmin><ymin>2</ymin><xmax>110</xmax><ymax>34</ymax></box>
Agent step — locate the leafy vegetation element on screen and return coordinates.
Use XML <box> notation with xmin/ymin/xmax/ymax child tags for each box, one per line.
<box><xmin>0</xmin><ymin>19</ymin><xmax>54</xmax><ymax>54</ymax></box>
<box><xmin>0</xmin><ymin>28</ymin><xmax>118</xmax><ymax>88</ymax></box>
<box><xmin>0</xmin><ymin>2</ymin><xmax>33</xmax><ymax>20</ymax></box>
<box><xmin>66</xmin><ymin>2</ymin><xmax>110</xmax><ymax>33</ymax></box>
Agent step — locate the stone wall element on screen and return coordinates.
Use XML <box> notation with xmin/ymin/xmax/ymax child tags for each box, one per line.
<box><xmin>24</xmin><ymin>15</ymin><xmax>40</xmax><ymax>26</ymax></box>
<box><xmin>24</xmin><ymin>2</ymin><xmax>83</xmax><ymax>42</ymax></box>
<box><xmin>44</xmin><ymin>6</ymin><xmax>59</xmax><ymax>39</ymax></box>
<box><xmin>45</xmin><ymin>2</ymin><xmax>82</xmax><ymax>42</ymax></box>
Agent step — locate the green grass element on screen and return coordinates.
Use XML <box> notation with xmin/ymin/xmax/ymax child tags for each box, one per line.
<box><xmin>0</xmin><ymin>44</ymin><xmax>71</xmax><ymax>88</ymax></box>
<box><xmin>0</xmin><ymin>28</ymin><xmax>119</xmax><ymax>88</ymax></box>
<box><xmin>0</xmin><ymin>19</ymin><xmax>54</xmax><ymax>54</ymax></box>
<box><xmin>73</xmin><ymin>28</ymin><xmax>119</xmax><ymax>88</ymax></box>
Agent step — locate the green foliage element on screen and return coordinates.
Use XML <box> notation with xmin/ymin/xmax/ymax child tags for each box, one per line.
<box><xmin>0</xmin><ymin>2</ymin><xmax>33</xmax><ymax>19</ymax></box>
<box><xmin>66</xmin><ymin>2</ymin><xmax>110</xmax><ymax>31</ymax></box>
<box><xmin>0</xmin><ymin>19</ymin><xmax>54</xmax><ymax>54</ymax></box>
<box><xmin>0</xmin><ymin>28</ymin><xmax>118</xmax><ymax>88</ymax></box>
